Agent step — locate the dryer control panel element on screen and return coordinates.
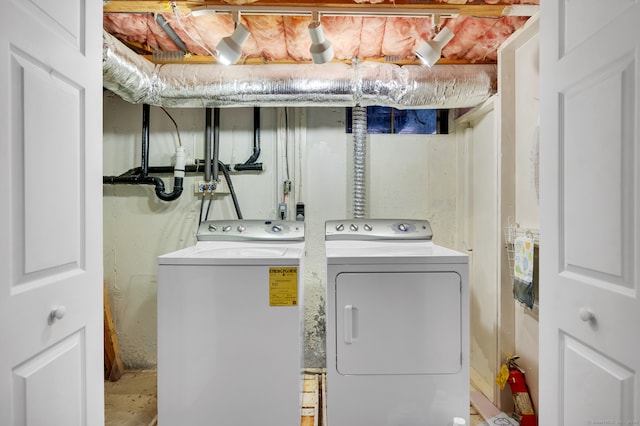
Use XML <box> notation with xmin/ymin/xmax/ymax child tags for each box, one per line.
<box><xmin>325</xmin><ymin>219</ymin><xmax>432</xmax><ymax>241</ymax></box>
<box><xmin>197</xmin><ymin>220</ymin><xmax>304</xmax><ymax>241</ymax></box>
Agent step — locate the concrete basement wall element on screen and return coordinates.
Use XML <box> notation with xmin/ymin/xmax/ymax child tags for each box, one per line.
<box><xmin>103</xmin><ymin>94</ymin><xmax>461</xmax><ymax>368</ymax></box>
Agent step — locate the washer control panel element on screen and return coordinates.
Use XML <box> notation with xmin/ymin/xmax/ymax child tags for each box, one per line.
<box><xmin>325</xmin><ymin>219</ymin><xmax>432</xmax><ymax>241</ymax></box>
<box><xmin>197</xmin><ymin>220</ymin><xmax>304</xmax><ymax>241</ymax></box>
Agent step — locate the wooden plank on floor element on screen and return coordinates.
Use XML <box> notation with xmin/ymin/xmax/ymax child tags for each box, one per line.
<box><xmin>300</xmin><ymin>374</ymin><xmax>319</xmax><ymax>426</ymax></box>
<box><xmin>470</xmin><ymin>390</ymin><xmax>502</xmax><ymax>420</ymax></box>
<box><xmin>301</xmin><ymin>370</ymin><xmax>326</xmax><ymax>426</ymax></box>
<box><xmin>104</xmin><ymin>282</ymin><xmax>124</xmax><ymax>382</ymax></box>
<box><xmin>320</xmin><ymin>372</ymin><xmax>327</xmax><ymax>426</ymax></box>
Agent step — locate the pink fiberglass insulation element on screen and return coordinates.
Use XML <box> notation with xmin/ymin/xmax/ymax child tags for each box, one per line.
<box><xmin>463</xmin><ymin>16</ymin><xmax>525</xmax><ymax>61</ymax></box>
<box><xmin>104</xmin><ymin>4</ymin><xmax>537</xmax><ymax>64</ymax></box>
<box><xmin>441</xmin><ymin>16</ymin><xmax>499</xmax><ymax>59</ymax></box>
<box><xmin>322</xmin><ymin>16</ymin><xmax>363</xmax><ymax>60</ymax></box>
<box><xmin>357</xmin><ymin>17</ymin><xmax>386</xmax><ymax>59</ymax></box>
<box><xmin>381</xmin><ymin>17</ymin><xmax>433</xmax><ymax>59</ymax></box>
<box><xmin>245</xmin><ymin>15</ymin><xmax>288</xmax><ymax>61</ymax></box>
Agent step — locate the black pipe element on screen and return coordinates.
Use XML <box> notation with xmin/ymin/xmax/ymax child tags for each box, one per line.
<box><xmin>102</xmin><ymin>173</ymin><xmax>184</xmax><ymax>201</ymax></box>
<box><xmin>218</xmin><ymin>160</ymin><xmax>242</xmax><ymax>219</ymax></box>
<box><xmin>112</xmin><ymin>162</ymin><xmax>235</xmax><ymax>177</ymax></box>
<box><xmin>141</xmin><ymin>104</ymin><xmax>150</xmax><ymax>177</ymax></box>
<box><xmin>247</xmin><ymin>106</ymin><xmax>261</xmax><ymax>163</ymax></box>
<box><xmin>231</xmin><ymin>163</ymin><xmax>263</xmax><ymax>172</ymax></box>
<box><xmin>102</xmin><ymin>175</ymin><xmax>183</xmax><ymax>202</ymax></box>
<box><xmin>205</xmin><ymin>108</ymin><xmax>212</xmax><ymax>182</ymax></box>
<box><xmin>234</xmin><ymin>107</ymin><xmax>263</xmax><ymax>171</ymax></box>
<box><xmin>103</xmin><ymin>104</ymin><xmax>183</xmax><ymax>202</ymax></box>
<box><xmin>213</xmin><ymin>108</ymin><xmax>220</xmax><ymax>180</ymax></box>
<box><xmin>154</xmin><ymin>177</ymin><xmax>183</xmax><ymax>201</ymax></box>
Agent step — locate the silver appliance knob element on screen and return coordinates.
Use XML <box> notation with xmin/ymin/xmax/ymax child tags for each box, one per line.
<box><xmin>223</xmin><ymin>225</ymin><xmax>232</xmax><ymax>232</ymax></box>
<box><xmin>208</xmin><ymin>224</ymin><xmax>217</xmax><ymax>232</ymax></box>
<box><xmin>350</xmin><ymin>223</ymin><xmax>359</xmax><ymax>231</ymax></box>
<box><xmin>364</xmin><ymin>224</ymin><xmax>372</xmax><ymax>231</ymax></box>
<box><xmin>237</xmin><ymin>225</ymin><xmax>246</xmax><ymax>233</ymax></box>
<box><xmin>336</xmin><ymin>224</ymin><xmax>344</xmax><ymax>231</ymax></box>
<box><xmin>272</xmin><ymin>224</ymin><xmax>283</xmax><ymax>232</ymax></box>
<box><xmin>397</xmin><ymin>223</ymin><xmax>409</xmax><ymax>232</ymax></box>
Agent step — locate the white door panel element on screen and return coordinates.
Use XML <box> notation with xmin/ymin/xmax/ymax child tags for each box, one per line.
<box><xmin>13</xmin><ymin>332</ymin><xmax>85</xmax><ymax>426</ymax></box>
<box><xmin>562</xmin><ymin>55</ymin><xmax>634</xmax><ymax>285</ymax></box>
<box><xmin>561</xmin><ymin>0</ymin><xmax>633</xmax><ymax>56</ymax></box>
<box><xmin>562</xmin><ymin>334</ymin><xmax>634</xmax><ymax>425</ymax></box>
<box><xmin>0</xmin><ymin>0</ymin><xmax>103</xmax><ymax>424</ymax></box>
<box><xmin>335</xmin><ymin>271</ymin><xmax>462</xmax><ymax>375</ymax></box>
<box><xmin>14</xmin><ymin>49</ymin><xmax>82</xmax><ymax>278</ymax></box>
<box><xmin>540</xmin><ymin>1</ymin><xmax>639</xmax><ymax>424</ymax></box>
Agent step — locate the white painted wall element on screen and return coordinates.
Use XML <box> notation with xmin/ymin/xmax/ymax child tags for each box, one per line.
<box><xmin>456</xmin><ymin>100</ymin><xmax>501</xmax><ymax>402</ymax></box>
<box><xmin>512</xmin><ymin>30</ymin><xmax>540</xmax><ymax>412</ymax></box>
<box><xmin>455</xmin><ymin>19</ymin><xmax>540</xmax><ymax>413</ymax></box>
<box><xmin>103</xmin><ymin>97</ymin><xmax>460</xmax><ymax>368</ymax></box>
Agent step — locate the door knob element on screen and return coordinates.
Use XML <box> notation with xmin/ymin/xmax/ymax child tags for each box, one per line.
<box><xmin>579</xmin><ymin>307</ymin><xmax>594</xmax><ymax>322</ymax></box>
<box><xmin>49</xmin><ymin>306</ymin><xmax>67</xmax><ymax>322</ymax></box>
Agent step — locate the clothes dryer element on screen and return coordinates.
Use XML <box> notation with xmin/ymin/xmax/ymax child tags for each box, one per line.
<box><xmin>325</xmin><ymin>219</ymin><xmax>469</xmax><ymax>426</ymax></box>
<box><xmin>157</xmin><ymin>220</ymin><xmax>304</xmax><ymax>425</ymax></box>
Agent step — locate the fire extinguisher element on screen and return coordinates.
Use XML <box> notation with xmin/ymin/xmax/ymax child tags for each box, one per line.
<box><xmin>505</xmin><ymin>356</ymin><xmax>537</xmax><ymax>426</ymax></box>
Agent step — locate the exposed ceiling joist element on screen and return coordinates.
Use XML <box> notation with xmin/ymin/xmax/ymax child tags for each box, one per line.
<box><xmin>140</xmin><ymin>53</ymin><xmax>496</xmax><ymax>65</ymax></box>
<box><xmin>103</xmin><ymin>0</ymin><xmax>534</xmax><ymax>17</ymax></box>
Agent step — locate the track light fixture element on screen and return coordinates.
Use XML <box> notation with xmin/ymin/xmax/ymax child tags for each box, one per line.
<box><xmin>216</xmin><ymin>11</ymin><xmax>250</xmax><ymax>65</ymax></box>
<box><xmin>191</xmin><ymin>6</ymin><xmax>459</xmax><ymax>66</ymax></box>
<box><xmin>308</xmin><ymin>11</ymin><xmax>334</xmax><ymax>64</ymax></box>
<box><xmin>415</xmin><ymin>17</ymin><xmax>454</xmax><ymax>67</ymax></box>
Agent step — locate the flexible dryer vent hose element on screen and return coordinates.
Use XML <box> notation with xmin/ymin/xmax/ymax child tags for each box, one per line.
<box><xmin>352</xmin><ymin>105</ymin><xmax>367</xmax><ymax>219</ymax></box>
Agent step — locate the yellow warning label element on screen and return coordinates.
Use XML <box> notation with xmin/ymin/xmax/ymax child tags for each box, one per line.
<box><xmin>269</xmin><ymin>267</ymin><xmax>298</xmax><ymax>306</ymax></box>
<box><xmin>496</xmin><ymin>363</ymin><xmax>510</xmax><ymax>390</ymax></box>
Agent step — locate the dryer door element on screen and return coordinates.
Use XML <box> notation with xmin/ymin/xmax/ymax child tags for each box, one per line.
<box><xmin>335</xmin><ymin>271</ymin><xmax>461</xmax><ymax>375</ymax></box>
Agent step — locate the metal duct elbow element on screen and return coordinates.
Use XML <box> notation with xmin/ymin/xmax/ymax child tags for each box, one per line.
<box><xmin>103</xmin><ymin>31</ymin><xmax>496</xmax><ymax>109</ymax></box>
<box><xmin>103</xmin><ymin>32</ymin><xmax>160</xmax><ymax>105</ymax></box>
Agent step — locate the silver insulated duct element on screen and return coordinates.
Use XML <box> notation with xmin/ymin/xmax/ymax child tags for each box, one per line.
<box><xmin>103</xmin><ymin>31</ymin><xmax>496</xmax><ymax>109</ymax></box>
<box><xmin>352</xmin><ymin>106</ymin><xmax>367</xmax><ymax>219</ymax></box>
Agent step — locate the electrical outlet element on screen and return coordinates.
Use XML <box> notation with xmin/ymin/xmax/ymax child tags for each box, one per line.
<box><xmin>279</xmin><ymin>202</ymin><xmax>288</xmax><ymax>219</ymax></box>
<box><xmin>194</xmin><ymin>179</ymin><xmax>230</xmax><ymax>195</ymax></box>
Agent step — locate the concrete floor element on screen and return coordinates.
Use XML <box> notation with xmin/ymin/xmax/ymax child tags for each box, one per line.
<box><xmin>104</xmin><ymin>370</ymin><xmax>157</xmax><ymax>426</ymax></box>
<box><xmin>104</xmin><ymin>370</ymin><xmax>484</xmax><ymax>426</ymax></box>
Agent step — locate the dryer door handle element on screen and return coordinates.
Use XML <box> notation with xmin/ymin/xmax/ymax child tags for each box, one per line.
<box><xmin>344</xmin><ymin>305</ymin><xmax>359</xmax><ymax>344</ymax></box>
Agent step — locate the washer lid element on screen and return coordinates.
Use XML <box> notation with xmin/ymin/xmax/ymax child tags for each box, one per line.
<box><xmin>158</xmin><ymin>241</ymin><xmax>305</xmax><ymax>265</ymax></box>
<box><xmin>325</xmin><ymin>219</ymin><xmax>432</xmax><ymax>241</ymax></box>
<box><xmin>197</xmin><ymin>220</ymin><xmax>304</xmax><ymax>241</ymax></box>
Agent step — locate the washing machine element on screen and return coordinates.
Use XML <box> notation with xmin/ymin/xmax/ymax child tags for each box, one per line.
<box><xmin>325</xmin><ymin>219</ymin><xmax>469</xmax><ymax>426</ymax></box>
<box><xmin>157</xmin><ymin>219</ymin><xmax>304</xmax><ymax>425</ymax></box>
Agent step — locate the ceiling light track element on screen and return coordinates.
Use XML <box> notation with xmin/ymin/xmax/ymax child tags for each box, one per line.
<box><xmin>190</xmin><ymin>5</ymin><xmax>459</xmax><ymax>19</ymax></box>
